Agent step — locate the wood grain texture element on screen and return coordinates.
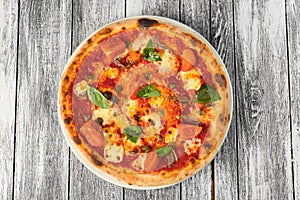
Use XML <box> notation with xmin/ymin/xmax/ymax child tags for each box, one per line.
<box><xmin>235</xmin><ymin>0</ymin><xmax>293</xmax><ymax>199</ymax></box>
<box><xmin>180</xmin><ymin>1</ymin><xmax>212</xmax><ymax>199</ymax></box>
<box><xmin>211</xmin><ymin>0</ymin><xmax>238</xmax><ymax>199</ymax></box>
<box><xmin>0</xmin><ymin>0</ymin><xmax>18</xmax><ymax>200</ymax></box>
<box><xmin>14</xmin><ymin>0</ymin><xmax>71</xmax><ymax>199</ymax></box>
<box><xmin>69</xmin><ymin>1</ymin><xmax>124</xmax><ymax>199</ymax></box>
<box><xmin>286</xmin><ymin>0</ymin><xmax>300</xmax><ymax>199</ymax></box>
<box><xmin>125</xmin><ymin>1</ymin><xmax>181</xmax><ymax>199</ymax></box>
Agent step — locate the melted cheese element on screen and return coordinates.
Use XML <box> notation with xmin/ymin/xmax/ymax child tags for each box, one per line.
<box><xmin>184</xmin><ymin>138</ymin><xmax>201</xmax><ymax>155</ymax></box>
<box><xmin>73</xmin><ymin>80</ymin><xmax>88</xmax><ymax>96</ymax></box>
<box><xmin>105</xmin><ymin>67</ymin><xmax>120</xmax><ymax>79</ymax></box>
<box><xmin>165</xmin><ymin>127</ymin><xmax>178</xmax><ymax>143</ymax></box>
<box><xmin>114</xmin><ymin>114</ymin><xmax>130</xmax><ymax>129</ymax></box>
<box><xmin>179</xmin><ymin>69</ymin><xmax>201</xmax><ymax>91</ymax></box>
<box><xmin>104</xmin><ymin>143</ymin><xmax>124</xmax><ymax>163</ymax></box>
<box><xmin>157</xmin><ymin>50</ymin><xmax>178</xmax><ymax>76</ymax></box>
<box><xmin>141</xmin><ymin>112</ymin><xmax>163</xmax><ymax>136</ymax></box>
<box><xmin>132</xmin><ymin>153</ymin><xmax>147</xmax><ymax>171</ymax></box>
<box><xmin>92</xmin><ymin>108</ymin><xmax>113</xmax><ymax>125</ymax></box>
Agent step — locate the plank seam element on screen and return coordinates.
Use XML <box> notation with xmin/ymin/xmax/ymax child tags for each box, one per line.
<box><xmin>68</xmin><ymin>0</ymin><xmax>74</xmax><ymax>199</ymax></box>
<box><xmin>232</xmin><ymin>0</ymin><xmax>239</xmax><ymax>199</ymax></box>
<box><xmin>12</xmin><ymin>0</ymin><xmax>21</xmax><ymax>199</ymax></box>
<box><xmin>284</xmin><ymin>0</ymin><xmax>295</xmax><ymax>199</ymax></box>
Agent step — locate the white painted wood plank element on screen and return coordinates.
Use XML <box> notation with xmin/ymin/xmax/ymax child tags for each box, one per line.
<box><xmin>69</xmin><ymin>1</ymin><xmax>125</xmax><ymax>199</ymax></box>
<box><xmin>286</xmin><ymin>0</ymin><xmax>300</xmax><ymax>198</ymax></box>
<box><xmin>235</xmin><ymin>0</ymin><xmax>293</xmax><ymax>199</ymax></box>
<box><xmin>14</xmin><ymin>0</ymin><xmax>71</xmax><ymax>199</ymax></box>
<box><xmin>180</xmin><ymin>1</ymin><xmax>212</xmax><ymax>199</ymax></box>
<box><xmin>0</xmin><ymin>0</ymin><xmax>18</xmax><ymax>199</ymax></box>
<box><xmin>211</xmin><ymin>0</ymin><xmax>238</xmax><ymax>199</ymax></box>
<box><xmin>125</xmin><ymin>1</ymin><xmax>181</xmax><ymax>199</ymax></box>
<box><xmin>126</xmin><ymin>0</ymin><xmax>142</xmax><ymax>17</ymax></box>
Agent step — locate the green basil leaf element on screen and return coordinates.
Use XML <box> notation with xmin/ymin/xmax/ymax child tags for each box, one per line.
<box><xmin>87</xmin><ymin>86</ymin><xmax>109</xmax><ymax>109</ymax></box>
<box><xmin>124</xmin><ymin>125</ymin><xmax>142</xmax><ymax>143</ymax></box>
<box><xmin>137</xmin><ymin>84</ymin><xmax>161</xmax><ymax>98</ymax></box>
<box><xmin>142</xmin><ymin>40</ymin><xmax>162</xmax><ymax>62</ymax></box>
<box><xmin>156</xmin><ymin>142</ymin><xmax>175</xmax><ymax>157</ymax></box>
<box><xmin>194</xmin><ymin>84</ymin><xmax>221</xmax><ymax>103</ymax></box>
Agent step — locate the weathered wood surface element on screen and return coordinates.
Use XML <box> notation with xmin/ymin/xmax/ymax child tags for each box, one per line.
<box><xmin>0</xmin><ymin>1</ymin><xmax>18</xmax><ymax>200</ymax></box>
<box><xmin>13</xmin><ymin>0</ymin><xmax>71</xmax><ymax>199</ymax></box>
<box><xmin>287</xmin><ymin>0</ymin><xmax>300</xmax><ymax>199</ymax></box>
<box><xmin>69</xmin><ymin>1</ymin><xmax>124</xmax><ymax>199</ymax></box>
<box><xmin>211</xmin><ymin>0</ymin><xmax>238</xmax><ymax>199</ymax></box>
<box><xmin>0</xmin><ymin>0</ymin><xmax>299</xmax><ymax>199</ymax></box>
<box><xmin>180</xmin><ymin>0</ymin><xmax>213</xmax><ymax>200</ymax></box>
<box><xmin>235</xmin><ymin>0</ymin><xmax>293</xmax><ymax>199</ymax></box>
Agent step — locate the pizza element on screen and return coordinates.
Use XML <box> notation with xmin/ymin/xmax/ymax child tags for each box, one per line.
<box><xmin>58</xmin><ymin>17</ymin><xmax>231</xmax><ymax>187</ymax></box>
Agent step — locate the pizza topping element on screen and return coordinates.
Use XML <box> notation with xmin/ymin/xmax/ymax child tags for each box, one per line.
<box><xmin>137</xmin><ymin>84</ymin><xmax>161</xmax><ymax>98</ymax></box>
<box><xmin>164</xmin><ymin>127</ymin><xmax>178</xmax><ymax>143</ymax></box>
<box><xmin>141</xmin><ymin>145</ymin><xmax>152</xmax><ymax>153</ymax></box>
<box><xmin>87</xmin><ymin>86</ymin><xmax>109</xmax><ymax>109</ymax></box>
<box><xmin>194</xmin><ymin>84</ymin><xmax>221</xmax><ymax>103</ymax></box>
<box><xmin>144</xmin><ymin>151</ymin><xmax>159</xmax><ymax>172</ymax></box>
<box><xmin>132</xmin><ymin>153</ymin><xmax>147</xmax><ymax>171</ymax></box>
<box><xmin>156</xmin><ymin>142</ymin><xmax>175</xmax><ymax>157</ymax></box>
<box><xmin>142</xmin><ymin>39</ymin><xmax>162</xmax><ymax>62</ymax></box>
<box><xmin>104</xmin><ymin>143</ymin><xmax>124</xmax><ymax>163</ymax></box>
<box><xmin>184</xmin><ymin>138</ymin><xmax>201</xmax><ymax>155</ymax></box>
<box><xmin>92</xmin><ymin>108</ymin><xmax>113</xmax><ymax>126</ymax></box>
<box><xmin>123</xmin><ymin>125</ymin><xmax>142</xmax><ymax>143</ymax></box>
<box><xmin>166</xmin><ymin>149</ymin><xmax>178</xmax><ymax>167</ymax></box>
<box><xmin>179</xmin><ymin>69</ymin><xmax>202</xmax><ymax>91</ymax></box>
<box><xmin>80</xmin><ymin>120</ymin><xmax>104</xmax><ymax>147</ymax></box>
<box><xmin>73</xmin><ymin>80</ymin><xmax>89</xmax><ymax>96</ymax></box>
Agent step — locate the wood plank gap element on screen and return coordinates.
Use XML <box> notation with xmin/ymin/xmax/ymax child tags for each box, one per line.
<box><xmin>209</xmin><ymin>1</ymin><xmax>216</xmax><ymax>199</ymax></box>
<box><xmin>232</xmin><ymin>0</ymin><xmax>239</xmax><ymax>199</ymax></box>
<box><xmin>67</xmin><ymin>1</ymin><xmax>74</xmax><ymax>200</ymax></box>
<box><xmin>179</xmin><ymin>1</ymin><xmax>182</xmax><ymax>198</ymax></box>
<box><xmin>12</xmin><ymin>0</ymin><xmax>21</xmax><ymax>199</ymax></box>
<box><xmin>284</xmin><ymin>0</ymin><xmax>295</xmax><ymax>199</ymax></box>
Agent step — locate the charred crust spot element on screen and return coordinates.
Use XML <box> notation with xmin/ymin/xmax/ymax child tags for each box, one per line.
<box><xmin>72</xmin><ymin>61</ymin><xmax>77</xmax><ymax>65</ymax></box>
<box><xmin>99</xmin><ymin>27</ymin><xmax>112</xmax><ymax>35</ymax></box>
<box><xmin>161</xmin><ymin>172</ymin><xmax>166</xmax><ymax>176</ymax></box>
<box><xmin>138</xmin><ymin>18</ymin><xmax>159</xmax><ymax>28</ymax></box>
<box><xmin>122</xmin><ymin>27</ymin><xmax>126</xmax><ymax>30</ymax></box>
<box><xmin>63</xmin><ymin>92</ymin><xmax>68</xmax><ymax>97</ymax></box>
<box><xmin>91</xmin><ymin>155</ymin><xmax>102</xmax><ymax>166</ymax></box>
<box><xmin>87</xmin><ymin>38</ymin><xmax>92</xmax><ymax>44</ymax></box>
<box><xmin>64</xmin><ymin>76</ymin><xmax>69</xmax><ymax>82</ymax></box>
<box><xmin>215</xmin><ymin>73</ymin><xmax>227</xmax><ymax>88</ymax></box>
<box><xmin>62</xmin><ymin>105</ymin><xmax>66</xmax><ymax>110</ymax></box>
<box><xmin>116</xmin><ymin>156</ymin><xmax>120</xmax><ymax>161</ymax></box>
<box><xmin>73</xmin><ymin>136</ymin><xmax>81</xmax><ymax>144</ymax></box>
<box><xmin>190</xmin><ymin>158</ymin><xmax>196</xmax><ymax>164</ymax></box>
<box><xmin>64</xmin><ymin>117</ymin><xmax>72</xmax><ymax>124</ymax></box>
<box><xmin>203</xmin><ymin>142</ymin><xmax>213</xmax><ymax>151</ymax></box>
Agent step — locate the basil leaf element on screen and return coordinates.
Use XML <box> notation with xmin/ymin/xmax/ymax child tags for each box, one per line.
<box><xmin>137</xmin><ymin>84</ymin><xmax>161</xmax><ymax>98</ymax></box>
<box><xmin>124</xmin><ymin>125</ymin><xmax>142</xmax><ymax>143</ymax></box>
<box><xmin>87</xmin><ymin>86</ymin><xmax>109</xmax><ymax>109</ymax></box>
<box><xmin>156</xmin><ymin>142</ymin><xmax>175</xmax><ymax>157</ymax></box>
<box><xmin>142</xmin><ymin>40</ymin><xmax>162</xmax><ymax>62</ymax></box>
<box><xmin>194</xmin><ymin>84</ymin><xmax>221</xmax><ymax>103</ymax></box>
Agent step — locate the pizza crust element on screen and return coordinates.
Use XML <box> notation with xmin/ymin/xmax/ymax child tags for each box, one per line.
<box><xmin>59</xmin><ymin>17</ymin><xmax>231</xmax><ymax>187</ymax></box>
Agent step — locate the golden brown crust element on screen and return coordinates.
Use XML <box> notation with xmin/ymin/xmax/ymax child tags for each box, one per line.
<box><xmin>58</xmin><ymin>17</ymin><xmax>231</xmax><ymax>187</ymax></box>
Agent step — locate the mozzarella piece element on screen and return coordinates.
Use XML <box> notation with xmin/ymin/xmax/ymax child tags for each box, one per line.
<box><xmin>179</xmin><ymin>69</ymin><xmax>201</xmax><ymax>91</ymax></box>
<box><xmin>92</xmin><ymin>108</ymin><xmax>113</xmax><ymax>125</ymax></box>
<box><xmin>157</xmin><ymin>50</ymin><xmax>178</xmax><ymax>76</ymax></box>
<box><xmin>131</xmin><ymin>33</ymin><xmax>151</xmax><ymax>50</ymax></box>
<box><xmin>73</xmin><ymin>80</ymin><xmax>88</xmax><ymax>96</ymax></box>
<box><xmin>184</xmin><ymin>138</ymin><xmax>201</xmax><ymax>155</ymax></box>
<box><xmin>165</xmin><ymin>127</ymin><xmax>178</xmax><ymax>143</ymax></box>
<box><xmin>141</xmin><ymin>112</ymin><xmax>163</xmax><ymax>136</ymax></box>
<box><xmin>104</xmin><ymin>143</ymin><xmax>124</xmax><ymax>163</ymax></box>
<box><xmin>148</xmin><ymin>96</ymin><xmax>164</xmax><ymax>108</ymax></box>
<box><xmin>132</xmin><ymin>153</ymin><xmax>147</xmax><ymax>171</ymax></box>
<box><xmin>114</xmin><ymin>114</ymin><xmax>130</xmax><ymax>129</ymax></box>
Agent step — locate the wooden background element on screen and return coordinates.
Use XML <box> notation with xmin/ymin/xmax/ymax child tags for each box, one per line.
<box><xmin>0</xmin><ymin>0</ymin><xmax>299</xmax><ymax>199</ymax></box>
